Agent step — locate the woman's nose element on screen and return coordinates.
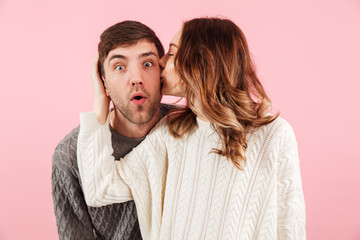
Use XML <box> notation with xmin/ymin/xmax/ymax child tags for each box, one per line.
<box><xmin>159</xmin><ymin>55</ymin><xmax>167</xmax><ymax>69</ymax></box>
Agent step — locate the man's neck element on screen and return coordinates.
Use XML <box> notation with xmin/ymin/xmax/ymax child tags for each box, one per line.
<box><xmin>109</xmin><ymin>108</ymin><xmax>160</xmax><ymax>139</ymax></box>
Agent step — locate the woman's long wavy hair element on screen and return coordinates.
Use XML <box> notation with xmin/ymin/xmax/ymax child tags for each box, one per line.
<box><xmin>168</xmin><ymin>17</ymin><xmax>278</xmax><ymax>170</ymax></box>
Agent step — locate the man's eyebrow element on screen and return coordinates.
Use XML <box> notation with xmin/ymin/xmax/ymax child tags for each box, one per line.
<box><xmin>108</xmin><ymin>54</ymin><xmax>127</xmax><ymax>63</ymax></box>
<box><xmin>140</xmin><ymin>51</ymin><xmax>158</xmax><ymax>58</ymax></box>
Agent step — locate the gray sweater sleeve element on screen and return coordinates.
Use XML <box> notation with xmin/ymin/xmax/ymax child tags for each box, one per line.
<box><xmin>52</xmin><ymin>126</ymin><xmax>97</xmax><ymax>240</ymax></box>
<box><xmin>51</xmin><ymin>127</ymin><xmax>142</xmax><ymax>240</ymax></box>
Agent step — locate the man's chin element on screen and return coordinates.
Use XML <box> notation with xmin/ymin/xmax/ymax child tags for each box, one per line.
<box><xmin>124</xmin><ymin>107</ymin><xmax>156</xmax><ymax>125</ymax></box>
<box><xmin>128</xmin><ymin>114</ymin><xmax>154</xmax><ymax>125</ymax></box>
<box><xmin>114</xmin><ymin>98</ymin><xmax>160</xmax><ymax>125</ymax></box>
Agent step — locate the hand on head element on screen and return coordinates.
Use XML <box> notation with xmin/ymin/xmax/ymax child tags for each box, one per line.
<box><xmin>92</xmin><ymin>53</ymin><xmax>110</xmax><ymax>125</ymax></box>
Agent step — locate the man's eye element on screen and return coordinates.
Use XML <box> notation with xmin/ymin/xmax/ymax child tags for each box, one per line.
<box><xmin>144</xmin><ymin>61</ymin><xmax>153</xmax><ymax>67</ymax></box>
<box><xmin>115</xmin><ymin>65</ymin><xmax>125</xmax><ymax>71</ymax></box>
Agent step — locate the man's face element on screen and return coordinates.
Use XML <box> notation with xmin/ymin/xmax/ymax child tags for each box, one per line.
<box><xmin>102</xmin><ymin>40</ymin><xmax>162</xmax><ymax>124</ymax></box>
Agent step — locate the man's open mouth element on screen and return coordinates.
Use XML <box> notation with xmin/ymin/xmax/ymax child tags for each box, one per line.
<box><xmin>131</xmin><ymin>93</ymin><xmax>146</xmax><ymax>105</ymax></box>
<box><xmin>133</xmin><ymin>96</ymin><xmax>144</xmax><ymax>100</ymax></box>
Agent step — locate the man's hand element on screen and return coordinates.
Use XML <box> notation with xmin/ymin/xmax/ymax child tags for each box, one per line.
<box><xmin>92</xmin><ymin>54</ymin><xmax>110</xmax><ymax>125</ymax></box>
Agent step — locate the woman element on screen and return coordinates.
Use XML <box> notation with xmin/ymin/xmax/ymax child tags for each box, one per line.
<box><xmin>78</xmin><ymin>17</ymin><xmax>306</xmax><ymax>239</ymax></box>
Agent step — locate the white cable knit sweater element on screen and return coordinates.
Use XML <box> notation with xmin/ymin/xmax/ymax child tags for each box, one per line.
<box><xmin>77</xmin><ymin>112</ymin><xmax>306</xmax><ymax>240</ymax></box>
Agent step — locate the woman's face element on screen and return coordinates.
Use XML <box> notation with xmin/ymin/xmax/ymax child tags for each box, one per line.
<box><xmin>159</xmin><ymin>29</ymin><xmax>185</xmax><ymax>97</ymax></box>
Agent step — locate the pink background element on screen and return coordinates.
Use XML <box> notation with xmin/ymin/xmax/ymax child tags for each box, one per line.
<box><xmin>1</xmin><ymin>0</ymin><xmax>359</xmax><ymax>239</ymax></box>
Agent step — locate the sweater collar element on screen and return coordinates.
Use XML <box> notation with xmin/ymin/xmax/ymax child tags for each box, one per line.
<box><xmin>196</xmin><ymin>117</ymin><xmax>211</xmax><ymax>129</ymax></box>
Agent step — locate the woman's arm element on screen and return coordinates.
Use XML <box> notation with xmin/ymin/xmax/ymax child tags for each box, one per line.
<box><xmin>276</xmin><ymin>121</ymin><xmax>306</xmax><ymax>239</ymax></box>
<box><xmin>77</xmin><ymin>111</ymin><xmax>168</xmax><ymax>238</ymax></box>
<box><xmin>77</xmin><ymin>112</ymin><xmax>133</xmax><ymax>207</ymax></box>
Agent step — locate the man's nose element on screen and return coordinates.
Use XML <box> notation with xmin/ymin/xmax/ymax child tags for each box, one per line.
<box><xmin>130</xmin><ymin>67</ymin><xmax>144</xmax><ymax>87</ymax></box>
<box><xmin>131</xmin><ymin>79</ymin><xmax>143</xmax><ymax>86</ymax></box>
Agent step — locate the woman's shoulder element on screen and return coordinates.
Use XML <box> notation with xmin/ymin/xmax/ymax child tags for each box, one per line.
<box><xmin>250</xmin><ymin>116</ymin><xmax>296</xmax><ymax>145</ymax></box>
<box><xmin>262</xmin><ymin>116</ymin><xmax>294</xmax><ymax>135</ymax></box>
<box><xmin>247</xmin><ymin>116</ymin><xmax>298</xmax><ymax>163</ymax></box>
<box><xmin>273</xmin><ymin>116</ymin><xmax>296</xmax><ymax>139</ymax></box>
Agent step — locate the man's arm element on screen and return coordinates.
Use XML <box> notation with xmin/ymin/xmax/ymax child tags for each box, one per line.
<box><xmin>52</xmin><ymin>127</ymin><xmax>97</xmax><ymax>240</ymax></box>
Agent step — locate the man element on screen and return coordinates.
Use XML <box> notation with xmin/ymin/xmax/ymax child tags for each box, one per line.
<box><xmin>52</xmin><ymin>20</ymin><xmax>171</xmax><ymax>240</ymax></box>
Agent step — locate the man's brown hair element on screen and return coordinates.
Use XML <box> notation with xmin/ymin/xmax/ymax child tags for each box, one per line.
<box><xmin>98</xmin><ymin>20</ymin><xmax>164</xmax><ymax>78</ymax></box>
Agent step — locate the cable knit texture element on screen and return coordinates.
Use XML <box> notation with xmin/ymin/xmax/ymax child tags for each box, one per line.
<box><xmin>77</xmin><ymin>113</ymin><xmax>306</xmax><ymax>240</ymax></box>
<box><xmin>52</xmin><ymin>104</ymin><xmax>171</xmax><ymax>240</ymax></box>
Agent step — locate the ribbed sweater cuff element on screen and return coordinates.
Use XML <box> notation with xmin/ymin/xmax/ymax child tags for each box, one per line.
<box><xmin>79</xmin><ymin>112</ymin><xmax>110</xmax><ymax>133</ymax></box>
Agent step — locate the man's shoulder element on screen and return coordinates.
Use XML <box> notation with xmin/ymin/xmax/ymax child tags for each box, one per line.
<box><xmin>159</xmin><ymin>103</ymin><xmax>183</xmax><ymax>119</ymax></box>
<box><xmin>57</xmin><ymin>126</ymin><xmax>80</xmax><ymax>146</ymax></box>
<box><xmin>53</xmin><ymin>126</ymin><xmax>80</xmax><ymax>158</ymax></box>
<box><xmin>52</xmin><ymin>126</ymin><xmax>81</xmax><ymax>174</ymax></box>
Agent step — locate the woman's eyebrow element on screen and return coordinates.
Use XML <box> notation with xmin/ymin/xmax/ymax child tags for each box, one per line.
<box><xmin>169</xmin><ymin>43</ymin><xmax>178</xmax><ymax>48</ymax></box>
